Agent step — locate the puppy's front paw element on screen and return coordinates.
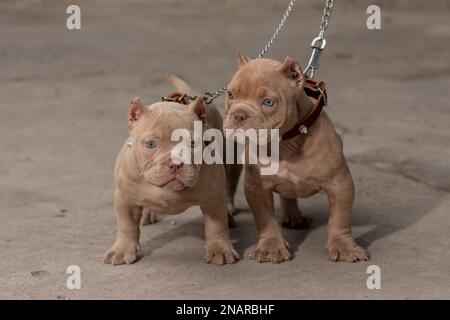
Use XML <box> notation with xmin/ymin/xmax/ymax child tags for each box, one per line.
<box><xmin>204</xmin><ymin>241</ymin><xmax>240</xmax><ymax>265</ymax></box>
<box><xmin>327</xmin><ymin>235</ymin><xmax>369</xmax><ymax>262</ymax></box>
<box><xmin>103</xmin><ymin>240</ymin><xmax>139</xmax><ymax>265</ymax></box>
<box><xmin>249</xmin><ymin>237</ymin><xmax>291</xmax><ymax>263</ymax></box>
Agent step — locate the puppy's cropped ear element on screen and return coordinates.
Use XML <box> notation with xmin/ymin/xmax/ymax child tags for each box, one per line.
<box><xmin>237</xmin><ymin>51</ymin><xmax>251</xmax><ymax>67</ymax></box>
<box><xmin>189</xmin><ymin>96</ymin><xmax>206</xmax><ymax>123</ymax></box>
<box><xmin>128</xmin><ymin>97</ymin><xmax>145</xmax><ymax>129</ymax></box>
<box><xmin>278</xmin><ymin>57</ymin><xmax>304</xmax><ymax>88</ymax></box>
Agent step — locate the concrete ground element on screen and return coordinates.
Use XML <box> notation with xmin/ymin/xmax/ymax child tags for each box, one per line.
<box><xmin>0</xmin><ymin>0</ymin><xmax>449</xmax><ymax>299</ymax></box>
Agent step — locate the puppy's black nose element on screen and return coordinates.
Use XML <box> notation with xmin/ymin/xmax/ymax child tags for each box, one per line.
<box><xmin>232</xmin><ymin>110</ymin><xmax>248</xmax><ymax>124</ymax></box>
<box><xmin>168</xmin><ymin>162</ymin><xmax>184</xmax><ymax>172</ymax></box>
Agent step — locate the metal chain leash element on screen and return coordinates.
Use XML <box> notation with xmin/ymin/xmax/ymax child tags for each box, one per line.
<box><xmin>256</xmin><ymin>0</ymin><xmax>297</xmax><ymax>59</ymax></box>
<box><xmin>204</xmin><ymin>0</ymin><xmax>297</xmax><ymax>104</ymax></box>
<box><xmin>305</xmin><ymin>0</ymin><xmax>334</xmax><ymax>78</ymax></box>
<box><xmin>203</xmin><ymin>0</ymin><xmax>333</xmax><ymax>104</ymax></box>
<box><xmin>319</xmin><ymin>0</ymin><xmax>334</xmax><ymax>38</ymax></box>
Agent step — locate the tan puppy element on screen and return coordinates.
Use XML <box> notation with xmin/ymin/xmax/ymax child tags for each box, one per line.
<box><xmin>223</xmin><ymin>53</ymin><xmax>369</xmax><ymax>263</ymax></box>
<box><xmin>104</xmin><ymin>81</ymin><xmax>239</xmax><ymax>265</ymax></box>
<box><xmin>140</xmin><ymin>77</ymin><xmax>242</xmax><ymax>225</ymax></box>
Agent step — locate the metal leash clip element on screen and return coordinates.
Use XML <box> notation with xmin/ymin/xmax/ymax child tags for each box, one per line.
<box><xmin>203</xmin><ymin>92</ymin><xmax>216</xmax><ymax>105</ymax></box>
<box><xmin>304</xmin><ymin>0</ymin><xmax>334</xmax><ymax>78</ymax></box>
<box><xmin>304</xmin><ymin>37</ymin><xmax>326</xmax><ymax>78</ymax></box>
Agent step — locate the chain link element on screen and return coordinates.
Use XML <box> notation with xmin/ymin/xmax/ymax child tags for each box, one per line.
<box><xmin>256</xmin><ymin>0</ymin><xmax>297</xmax><ymax>59</ymax></box>
<box><xmin>318</xmin><ymin>0</ymin><xmax>334</xmax><ymax>39</ymax></box>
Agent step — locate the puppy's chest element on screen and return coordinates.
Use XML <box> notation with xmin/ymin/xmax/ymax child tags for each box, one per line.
<box><xmin>142</xmin><ymin>199</ymin><xmax>194</xmax><ymax>214</ymax></box>
<box><xmin>260</xmin><ymin>161</ymin><xmax>321</xmax><ymax>198</ymax></box>
<box><xmin>134</xmin><ymin>189</ymin><xmax>197</xmax><ymax>215</ymax></box>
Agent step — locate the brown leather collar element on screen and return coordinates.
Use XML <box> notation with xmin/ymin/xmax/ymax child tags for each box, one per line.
<box><xmin>161</xmin><ymin>91</ymin><xmax>197</xmax><ymax>105</ymax></box>
<box><xmin>282</xmin><ymin>78</ymin><xmax>327</xmax><ymax>140</ymax></box>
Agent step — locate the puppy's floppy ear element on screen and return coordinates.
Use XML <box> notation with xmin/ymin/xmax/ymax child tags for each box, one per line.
<box><xmin>189</xmin><ymin>96</ymin><xmax>206</xmax><ymax>123</ymax></box>
<box><xmin>237</xmin><ymin>50</ymin><xmax>251</xmax><ymax>67</ymax></box>
<box><xmin>278</xmin><ymin>56</ymin><xmax>304</xmax><ymax>88</ymax></box>
<box><xmin>128</xmin><ymin>97</ymin><xmax>145</xmax><ymax>129</ymax></box>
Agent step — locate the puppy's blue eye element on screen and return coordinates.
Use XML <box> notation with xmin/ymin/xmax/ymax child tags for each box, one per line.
<box><xmin>146</xmin><ymin>140</ymin><xmax>157</xmax><ymax>149</ymax></box>
<box><xmin>262</xmin><ymin>98</ymin><xmax>275</xmax><ymax>107</ymax></box>
<box><xmin>227</xmin><ymin>91</ymin><xmax>234</xmax><ymax>99</ymax></box>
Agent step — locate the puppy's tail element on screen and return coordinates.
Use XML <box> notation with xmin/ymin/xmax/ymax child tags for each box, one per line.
<box><xmin>166</xmin><ymin>74</ymin><xmax>200</xmax><ymax>97</ymax></box>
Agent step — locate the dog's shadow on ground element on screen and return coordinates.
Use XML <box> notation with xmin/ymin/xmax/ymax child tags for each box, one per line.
<box><xmin>138</xmin><ymin>218</ymin><xmax>204</xmax><ymax>260</ymax></box>
<box><xmin>138</xmin><ymin>208</ymin><xmax>325</xmax><ymax>260</ymax></box>
<box><xmin>230</xmin><ymin>209</ymin><xmax>327</xmax><ymax>258</ymax></box>
<box><xmin>347</xmin><ymin>150</ymin><xmax>447</xmax><ymax>252</ymax></box>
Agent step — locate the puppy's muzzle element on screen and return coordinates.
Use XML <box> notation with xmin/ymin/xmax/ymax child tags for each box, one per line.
<box><xmin>231</xmin><ymin>109</ymin><xmax>249</xmax><ymax>125</ymax></box>
<box><xmin>166</xmin><ymin>159</ymin><xmax>184</xmax><ymax>174</ymax></box>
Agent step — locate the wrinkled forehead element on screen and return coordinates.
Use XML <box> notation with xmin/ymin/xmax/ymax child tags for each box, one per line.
<box><xmin>228</xmin><ymin>59</ymin><xmax>282</xmax><ymax>96</ymax></box>
<box><xmin>135</xmin><ymin>102</ymin><xmax>195</xmax><ymax>139</ymax></box>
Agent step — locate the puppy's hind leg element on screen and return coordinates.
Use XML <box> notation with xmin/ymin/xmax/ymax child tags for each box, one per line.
<box><xmin>141</xmin><ymin>207</ymin><xmax>158</xmax><ymax>225</ymax></box>
<box><xmin>280</xmin><ymin>196</ymin><xmax>312</xmax><ymax>230</ymax></box>
<box><xmin>324</xmin><ymin>166</ymin><xmax>369</xmax><ymax>262</ymax></box>
<box><xmin>225</xmin><ymin>163</ymin><xmax>242</xmax><ymax>217</ymax></box>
